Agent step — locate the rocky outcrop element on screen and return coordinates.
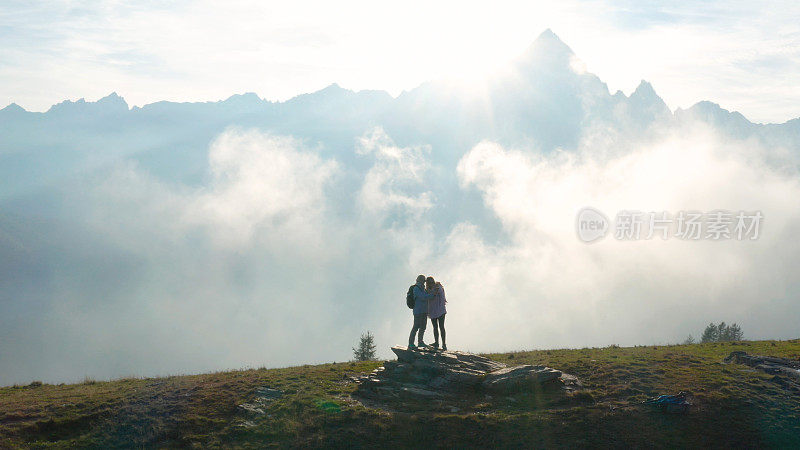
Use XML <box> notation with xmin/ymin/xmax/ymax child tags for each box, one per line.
<box><xmin>724</xmin><ymin>351</ymin><xmax>800</xmax><ymax>382</ymax></box>
<box><xmin>237</xmin><ymin>387</ymin><xmax>283</xmax><ymax>417</ymax></box>
<box><xmin>353</xmin><ymin>346</ymin><xmax>581</xmax><ymax>404</ymax></box>
<box><xmin>482</xmin><ymin>364</ymin><xmax>563</xmax><ymax>393</ymax></box>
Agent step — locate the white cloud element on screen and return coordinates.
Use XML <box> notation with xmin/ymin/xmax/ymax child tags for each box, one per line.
<box><xmin>439</xmin><ymin>124</ymin><xmax>800</xmax><ymax>351</ymax></box>
<box><xmin>186</xmin><ymin>129</ymin><xmax>337</xmax><ymax>250</ymax></box>
<box><xmin>0</xmin><ymin>127</ymin><xmax>444</xmax><ymax>384</ymax></box>
<box><xmin>3</xmin><ymin>121</ymin><xmax>800</xmax><ymax>384</ymax></box>
<box><xmin>356</xmin><ymin>127</ymin><xmax>433</xmax><ymax>221</ymax></box>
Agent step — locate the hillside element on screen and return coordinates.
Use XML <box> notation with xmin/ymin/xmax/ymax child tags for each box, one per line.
<box><xmin>1</xmin><ymin>339</ymin><xmax>799</xmax><ymax>448</ymax></box>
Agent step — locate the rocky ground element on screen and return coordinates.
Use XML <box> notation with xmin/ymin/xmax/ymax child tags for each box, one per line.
<box><xmin>4</xmin><ymin>340</ymin><xmax>800</xmax><ymax>447</ymax></box>
<box><xmin>724</xmin><ymin>351</ymin><xmax>800</xmax><ymax>392</ymax></box>
<box><xmin>353</xmin><ymin>346</ymin><xmax>584</xmax><ymax>411</ymax></box>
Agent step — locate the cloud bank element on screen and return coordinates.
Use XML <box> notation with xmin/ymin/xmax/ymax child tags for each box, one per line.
<box><xmin>446</xmin><ymin>126</ymin><xmax>800</xmax><ymax>351</ymax></box>
<box><xmin>2</xmin><ymin>119</ymin><xmax>799</xmax><ymax>385</ymax></box>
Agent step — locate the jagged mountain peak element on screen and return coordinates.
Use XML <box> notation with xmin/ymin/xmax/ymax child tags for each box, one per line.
<box><xmin>0</xmin><ymin>102</ymin><xmax>26</xmax><ymax>113</ymax></box>
<box><xmin>46</xmin><ymin>92</ymin><xmax>128</xmax><ymax>114</ymax></box>
<box><xmin>625</xmin><ymin>79</ymin><xmax>670</xmax><ymax>119</ymax></box>
<box><xmin>318</xmin><ymin>83</ymin><xmax>348</xmax><ymax>94</ymax></box>
<box><xmin>222</xmin><ymin>92</ymin><xmax>264</xmax><ymax>103</ymax></box>
<box><xmin>47</xmin><ymin>98</ymin><xmax>84</xmax><ymax>113</ymax></box>
<box><xmin>516</xmin><ymin>29</ymin><xmax>575</xmax><ymax>66</ymax></box>
<box><xmin>681</xmin><ymin>100</ymin><xmax>753</xmax><ymax>125</ymax></box>
<box><xmin>98</xmin><ymin>91</ymin><xmax>122</xmax><ymax>101</ymax></box>
<box><xmin>631</xmin><ymin>80</ymin><xmax>657</xmax><ymax>98</ymax></box>
<box><xmin>533</xmin><ymin>29</ymin><xmax>573</xmax><ymax>53</ymax></box>
<box><xmin>97</xmin><ymin>92</ymin><xmax>129</xmax><ymax>108</ymax></box>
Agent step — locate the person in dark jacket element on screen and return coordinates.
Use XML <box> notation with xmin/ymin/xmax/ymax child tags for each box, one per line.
<box><xmin>408</xmin><ymin>275</ymin><xmax>434</xmax><ymax>349</ymax></box>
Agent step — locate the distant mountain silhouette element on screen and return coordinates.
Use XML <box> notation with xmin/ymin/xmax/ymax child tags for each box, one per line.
<box><xmin>1</xmin><ymin>29</ymin><xmax>797</xmax><ymax>199</ymax></box>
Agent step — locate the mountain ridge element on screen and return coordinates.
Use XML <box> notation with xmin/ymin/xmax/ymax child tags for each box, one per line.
<box><xmin>2</xmin><ymin>29</ymin><xmax>797</xmax><ymax>203</ymax></box>
<box><xmin>2</xmin><ymin>30</ymin><xmax>796</xmax><ymax>126</ymax></box>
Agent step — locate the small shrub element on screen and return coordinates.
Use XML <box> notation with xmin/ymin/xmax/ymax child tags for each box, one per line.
<box><xmin>352</xmin><ymin>331</ymin><xmax>377</xmax><ymax>361</ymax></box>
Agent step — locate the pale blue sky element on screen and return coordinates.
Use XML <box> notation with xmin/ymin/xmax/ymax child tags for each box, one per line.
<box><xmin>1</xmin><ymin>0</ymin><xmax>799</xmax><ymax>123</ymax></box>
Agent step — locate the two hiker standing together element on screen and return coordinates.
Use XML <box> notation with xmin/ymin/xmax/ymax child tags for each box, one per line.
<box><xmin>407</xmin><ymin>275</ymin><xmax>447</xmax><ymax>350</ymax></box>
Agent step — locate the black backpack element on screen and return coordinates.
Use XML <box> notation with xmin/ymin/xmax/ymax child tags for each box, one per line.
<box><xmin>406</xmin><ymin>285</ymin><xmax>415</xmax><ymax>309</ymax></box>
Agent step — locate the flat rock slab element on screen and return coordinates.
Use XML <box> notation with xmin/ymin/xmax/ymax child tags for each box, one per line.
<box><xmin>483</xmin><ymin>365</ymin><xmax>563</xmax><ymax>393</ymax></box>
<box><xmin>390</xmin><ymin>346</ymin><xmax>506</xmax><ymax>373</ymax></box>
<box><xmin>355</xmin><ymin>346</ymin><xmax>580</xmax><ymax>404</ymax></box>
<box><xmin>237</xmin><ymin>403</ymin><xmax>265</xmax><ymax>415</ymax></box>
<box><xmin>236</xmin><ymin>386</ymin><xmax>284</xmax><ymax>417</ymax></box>
<box><xmin>725</xmin><ymin>351</ymin><xmax>800</xmax><ymax>382</ymax></box>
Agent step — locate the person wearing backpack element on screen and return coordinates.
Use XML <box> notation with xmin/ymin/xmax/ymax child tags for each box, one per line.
<box><xmin>408</xmin><ymin>274</ymin><xmax>434</xmax><ymax>349</ymax></box>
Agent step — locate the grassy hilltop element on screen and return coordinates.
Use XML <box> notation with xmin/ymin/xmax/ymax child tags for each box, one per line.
<box><xmin>2</xmin><ymin>339</ymin><xmax>799</xmax><ymax>448</ymax></box>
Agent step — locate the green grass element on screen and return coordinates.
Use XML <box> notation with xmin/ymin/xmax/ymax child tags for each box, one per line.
<box><xmin>2</xmin><ymin>340</ymin><xmax>799</xmax><ymax>448</ymax></box>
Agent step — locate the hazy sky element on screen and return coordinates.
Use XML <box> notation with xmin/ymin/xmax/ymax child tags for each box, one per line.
<box><xmin>1</xmin><ymin>0</ymin><xmax>799</xmax><ymax>123</ymax></box>
<box><xmin>2</xmin><ymin>1</ymin><xmax>800</xmax><ymax>386</ymax></box>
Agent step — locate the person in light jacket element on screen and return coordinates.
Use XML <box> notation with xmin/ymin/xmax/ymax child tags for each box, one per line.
<box><xmin>426</xmin><ymin>276</ymin><xmax>447</xmax><ymax>351</ymax></box>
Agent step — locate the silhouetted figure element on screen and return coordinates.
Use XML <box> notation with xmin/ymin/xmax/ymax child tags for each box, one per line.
<box><xmin>408</xmin><ymin>275</ymin><xmax>434</xmax><ymax>349</ymax></box>
<box><xmin>426</xmin><ymin>276</ymin><xmax>447</xmax><ymax>350</ymax></box>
